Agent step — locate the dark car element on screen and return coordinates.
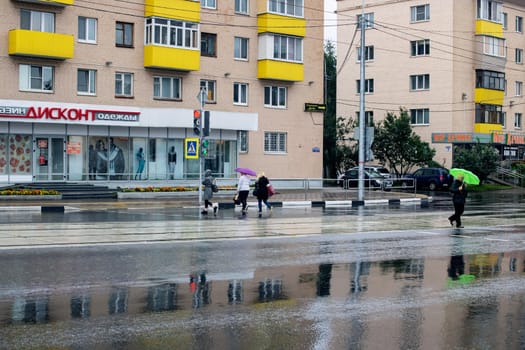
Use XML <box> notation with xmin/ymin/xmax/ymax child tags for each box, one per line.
<box><xmin>339</xmin><ymin>168</ymin><xmax>393</xmax><ymax>190</ymax></box>
<box><xmin>404</xmin><ymin>167</ymin><xmax>453</xmax><ymax>191</ymax></box>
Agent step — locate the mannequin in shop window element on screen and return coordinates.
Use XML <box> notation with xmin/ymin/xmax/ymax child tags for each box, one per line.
<box><xmin>109</xmin><ymin>138</ymin><xmax>125</xmax><ymax>180</ymax></box>
<box><xmin>168</xmin><ymin>146</ymin><xmax>177</xmax><ymax>180</ymax></box>
<box><xmin>135</xmin><ymin>147</ymin><xmax>145</xmax><ymax>180</ymax></box>
<box><xmin>95</xmin><ymin>140</ymin><xmax>108</xmax><ymax>179</ymax></box>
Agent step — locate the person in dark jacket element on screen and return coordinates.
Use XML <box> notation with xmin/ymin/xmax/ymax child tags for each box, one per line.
<box><xmin>448</xmin><ymin>174</ymin><xmax>467</xmax><ymax>228</ymax></box>
<box><xmin>255</xmin><ymin>172</ymin><xmax>272</xmax><ymax>218</ymax></box>
<box><xmin>202</xmin><ymin>169</ymin><xmax>218</xmax><ymax>215</ymax></box>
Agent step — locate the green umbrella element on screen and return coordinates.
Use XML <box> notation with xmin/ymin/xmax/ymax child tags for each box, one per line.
<box><xmin>450</xmin><ymin>168</ymin><xmax>480</xmax><ymax>185</ymax></box>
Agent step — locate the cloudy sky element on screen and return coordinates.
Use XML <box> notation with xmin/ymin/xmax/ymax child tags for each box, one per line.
<box><xmin>324</xmin><ymin>0</ymin><xmax>337</xmax><ymax>44</ymax></box>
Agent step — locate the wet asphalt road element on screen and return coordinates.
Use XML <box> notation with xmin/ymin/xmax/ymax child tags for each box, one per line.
<box><xmin>0</xmin><ymin>190</ymin><xmax>525</xmax><ymax>349</ymax></box>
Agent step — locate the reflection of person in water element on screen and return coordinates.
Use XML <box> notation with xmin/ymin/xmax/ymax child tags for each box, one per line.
<box><xmin>190</xmin><ymin>273</ymin><xmax>210</xmax><ymax>309</ymax></box>
<box><xmin>168</xmin><ymin>146</ymin><xmax>177</xmax><ymax>180</ymax></box>
<box><xmin>448</xmin><ymin>254</ymin><xmax>465</xmax><ymax>280</ymax></box>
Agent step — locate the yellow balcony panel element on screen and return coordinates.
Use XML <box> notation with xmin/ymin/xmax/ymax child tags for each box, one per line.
<box><xmin>144</xmin><ymin>45</ymin><xmax>200</xmax><ymax>71</ymax></box>
<box><xmin>8</xmin><ymin>29</ymin><xmax>74</xmax><ymax>59</ymax></box>
<box><xmin>15</xmin><ymin>0</ymin><xmax>73</xmax><ymax>6</ymax></box>
<box><xmin>475</xmin><ymin>19</ymin><xmax>503</xmax><ymax>38</ymax></box>
<box><xmin>145</xmin><ymin>0</ymin><xmax>200</xmax><ymax>22</ymax></box>
<box><xmin>258</xmin><ymin>14</ymin><xmax>305</xmax><ymax>37</ymax></box>
<box><xmin>474</xmin><ymin>88</ymin><xmax>504</xmax><ymax>105</ymax></box>
<box><xmin>258</xmin><ymin>59</ymin><xmax>303</xmax><ymax>81</ymax></box>
<box><xmin>474</xmin><ymin>123</ymin><xmax>502</xmax><ymax>133</ymax></box>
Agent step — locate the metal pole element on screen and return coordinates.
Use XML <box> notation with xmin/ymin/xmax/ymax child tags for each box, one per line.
<box><xmin>358</xmin><ymin>0</ymin><xmax>366</xmax><ymax>201</ymax></box>
<box><xmin>198</xmin><ymin>88</ymin><xmax>205</xmax><ymax>207</ymax></box>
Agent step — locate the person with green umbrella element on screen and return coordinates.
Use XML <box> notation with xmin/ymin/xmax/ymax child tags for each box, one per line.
<box><xmin>448</xmin><ymin>174</ymin><xmax>468</xmax><ymax>228</ymax></box>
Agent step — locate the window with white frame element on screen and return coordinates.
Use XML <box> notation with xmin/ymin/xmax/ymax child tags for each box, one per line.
<box><xmin>145</xmin><ymin>18</ymin><xmax>198</xmax><ymax>49</ymax></box>
<box><xmin>410</xmin><ymin>74</ymin><xmax>430</xmax><ymax>90</ymax></box>
<box><xmin>234</xmin><ymin>37</ymin><xmax>248</xmax><ymax>60</ymax></box>
<box><xmin>516</xmin><ymin>16</ymin><xmax>523</xmax><ymax>33</ymax></box>
<box><xmin>410</xmin><ymin>108</ymin><xmax>429</xmax><ymax>125</ymax></box>
<box><xmin>21</xmin><ymin>9</ymin><xmax>55</xmax><ymax>33</ymax></box>
<box><xmin>233</xmin><ymin>82</ymin><xmax>248</xmax><ymax>105</ymax></box>
<box><xmin>78</xmin><ymin>16</ymin><xmax>97</xmax><ymax>43</ymax></box>
<box><xmin>411</xmin><ymin>39</ymin><xmax>430</xmax><ymax>56</ymax></box>
<box><xmin>153</xmin><ymin>76</ymin><xmax>181</xmax><ymax>100</ymax></box>
<box><xmin>200</xmin><ymin>80</ymin><xmax>216</xmax><ymax>103</ymax></box>
<box><xmin>264</xmin><ymin>86</ymin><xmax>287</xmax><ymax>108</ymax></box>
<box><xmin>516</xmin><ymin>48</ymin><xmax>523</xmax><ymax>64</ymax></box>
<box><xmin>77</xmin><ymin>69</ymin><xmax>96</xmax><ymax>95</ymax></box>
<box><xmin>19</xmin><ymin>64</ymin><xmax>54</xmax><ymax>92</ymax></box>
<box><xmin>483</xmin><ymin>36</ymin><xmax>506</xmax><ymax>57</ymax></box>
<box><xmin>502</xmin><ymin>12</ymin><xmax>508</xmax><ymax>29</ymax></box>
<box><xmin>115</xmin><ymin>72</ymin><xmax>133</xmax><ymax>97</ymax></box>
<box><xmin>269</xmin><ymin>0</ymin><xmax>303</xmax><ymax>17</ymax></box>
<box><xmin>235</xmin><ymin>0</ymin><xmax>249</xmax><ymax>14</ymax></box>
<box><xmin>410</xmin><ymin>4</ymin><xmax>430</xmax><ymax>22</ymax></box>
<box><xmin>516</xmin><ymin>81</ymin><xmax>523</xmax><ymax>96</ymax></box>
<box><xmin>264</xmin><ymin>132</ymin><xmax>287</xmax><ymax>153</ymax></box>
<box><xmin>515</xmin><ymin>113</ymin><xmax>522</xmax><ymax>128</ymax></box>
<box><xmin>357</xmin><ymin>12</ymin><xmax>374</xmax><ymax>29</ymax></box>
<box><xmin>477</xmin><ymin>0</ymin><xmax>502</xmax><ymax>23</ymax></box>
<box><xmin>273</xmin><ymin>35</ymin><xmax>302</xmax><ymax>62</ymax></box>
<box><xmin>356</xmin><ymin>79</ymin><xmax>374</xmax><ymax>94</ymax></box>
<box><xmin>239</xmin><ymin>130</ymin><xmax>248</xmax><ymax>153</ymax></box>
<box><xmin>201</xmin><ymin>0</ymin><xmax>216</xmax><ymax>9</ymax></box>
<box><xmin>357</xmin><ymin>45</ymin><xmax>374</xmax><ymax>62</ymax></box>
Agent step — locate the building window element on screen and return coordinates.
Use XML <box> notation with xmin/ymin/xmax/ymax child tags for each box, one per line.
<box><xmin>477</xmin><ymin>0</ymin><xmax>502</xmax><ymax>23</ymax></box>
<box><xmin>476</xmin><ymin>69</ymin><xmax>505</xmax><ymax>90</ymax></box>
<box><xmin>19</xmin><ymin>64</ymin><xmax>53</xmax><ymax>92</ymax></box>
<box><xmin>357</xmin><ymin>12</ymin><xmax>374</xmax><ymax>29</ymax></box>
<box><xmin>410</xmin><ymin>74</ymin><xmax>430</xmax><ymax>90</ymax></box>
<box><xmin>502</xmin><ymin>111</ymin><xmax>507</xmax><ymax>128</ymax></box>
<box><xmin>516</xmin><ymin>16</ymin><xmax>523</xmax><ymax>33</ymax></box>
<box><xmin>483</xmin><ymin>36</ymin><xmax>506</xmax><ymax>57</ymax></box>
<box><xmin>21</xmin><ymin>9</ymin><xmax>55</xmax><ymax>33</ymax></box>
<box><xmin>115</xmin><ymin>72</ymin><xmax>133</xmax><ymax>97</ymax></box>
<box><xmin>410</xmin><ymin>4</ymin><xmax>430</xmax><ymax>22</ymax></box>
<box><xmin>516</xmin><ymin>81</ymin><xmax>523</xmax><ymax>96</ymax></box>
<box><xmin>357</xmin><ymin>45</ymin><xmax>374</xmax><ymax>62</ymax></box>
<box><xmin>356</xmin><ymin>79</ymin><xmax>374</xmax><ymax>94</ymax></box>
<box><xmin>475</xmin><ymin>104</ymin><xmax>502</xmax><ymax>124</ymax></box>
<box><xmin>116</xmin><ymin>22</ymin><xmax>133</xmax><ymax>47</ymax></box>
<box><xmin>200</xmin><ymin>80</ymin><xmax>216</xmax><ymax>103</ymax></box>
<box><xmin>235</xmin><ymin>0</ymin><xmax>249</xmax><ymax>14</ymax></box>
<box><xmin>410</xmin><ymin>109</ymin><xmax>429</xmax><ymax>125</ymax></box>
<box><xmin>201</xmin><ymin>0</ymin><xmax>216</xmax><ymax>9</ymax></box>
<box><xmin>264</xmin><ymin>132</ymin><xmax>287</xmax><ymax>153</ymax></box>
<box><xmin>234</xmin><ymin>37</ymin><xmax>249</xmax><ymax>60</ymax></box>
<box><xmin>502</xmin><ymin>12</ymin><xmax>508</xmax><ymax>29</ymax></box>
<box><xmin>355</xmin><ymin>111</ymin><xmax>374</xmax><ymax>126</ymax></box>
<box><xmin>273</xmin><ymin>35</ymin><xmax>302</xmax><ymax>62</ymax></box>
<box><xmin>515</xmin><ymin>113</ymin><xmax>522</xmax><ymax>128</ymax></box>
<box><xmin>153</xmin><ymin>76</ymin><xmax>181</xmax><ymax>100</ymax></box>
<box><xmin>239</xmin><ymin>131</ymin><xmax>248</xmax><ymax>153</ymax></box>
<box><xmin>77</xmin><ymin>69</ymin><xmax>96</xmax><ymax>95</ymax></box>
<box><xmin>201</xmin><ymin>33</ymin><xmax>217</xmax><ymax>57</ymax></box>
<box><xmin>78</xmin><ymin>17</ymin><xmax>97</xmax><ymax>43</ymax></box>
<box><xmin>269</xmin><ymin>0</ymin><xmax>303</xmax><ymax>17</ymax></box>
<box><xmin>516</xmin><ymin>48</ymin><xmax>523</xmax><ymax>64</ymax></box>
<box><xmin>264</xmin><ymin>86</ymin><xmax>287</xmax><ymax>108</ymax></box>
<box><xmin>411</xmin><ymin>39</ymin><xmax>430</xmax><ymax>56</ymax></box>
<box><xmin>233</xmin><ymin>82</ymin><xmax>248</xmax><ymax>105</ymax></box>
<box><xmin>145</xmin><ymin>18</ymin><xmax>198</xmax><ymax>49</ymax></box>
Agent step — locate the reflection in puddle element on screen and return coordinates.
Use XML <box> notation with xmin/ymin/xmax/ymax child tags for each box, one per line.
<box><xmin>1</xmin><ymin>251</ymin><xmax>524</xmax><ymax>349</ymax></box>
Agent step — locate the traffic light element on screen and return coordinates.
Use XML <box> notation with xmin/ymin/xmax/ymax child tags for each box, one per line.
<box><xmin>193</xmin><ymin>110</ymin><xmax>201</xmax><ymax>136</ymax></box>
<box><xmin>201</xmin><ymin>139</ymin><xmax>209</xmax><ymax>156</ymax></box>
<box><xmin>203</xmin><ymin>111</ymin><xmax>210</xmax><ymax>137</ymax></box>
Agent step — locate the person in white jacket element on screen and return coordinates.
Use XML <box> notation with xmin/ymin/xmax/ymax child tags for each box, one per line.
<box><xmin>236</xmin><ymin>173</ymin><xmax>251</xmax><ymax>215</ymax></box>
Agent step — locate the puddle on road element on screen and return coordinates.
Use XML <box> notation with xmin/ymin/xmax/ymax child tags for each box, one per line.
<box><xmin>1</xmin><ymin>250</ymin><xmax>525</xmax><ymax>349</ymax></box>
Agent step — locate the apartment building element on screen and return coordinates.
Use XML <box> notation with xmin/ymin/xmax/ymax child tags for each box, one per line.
<box><xmin>0</xmin><ymin>0</ymin><xmax>324</xmax><ymax>184</ymax></box>
<box><xmin>337</xmin><ymin>0</ymin><xmax>525</xmax><ymax>168</ymax></box>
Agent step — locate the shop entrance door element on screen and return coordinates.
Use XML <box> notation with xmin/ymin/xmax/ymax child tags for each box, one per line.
<box><xmin>35</xmin><ymin>137</ymin><xmax>65</xmax><ymax>181</ymax></box>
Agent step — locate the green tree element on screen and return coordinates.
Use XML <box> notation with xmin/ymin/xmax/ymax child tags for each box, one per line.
<box><xmin>372</xmin><ymin>109</ymin><xmax>435</xmax><ymax>176</ymax></box>
<box><xmin>335</xmin><ymin>116</ymin><xmax>358</xmax><ymax>175</ymax></box>
<box><xmin>323</xmin><ymin>41</ymin><xmax>338</xmax><ymax>178</ymax></box>
<box><xmin>452</xmin><ymin>143</ymin><xmax>499</xmax><ymax>184</ymax></box>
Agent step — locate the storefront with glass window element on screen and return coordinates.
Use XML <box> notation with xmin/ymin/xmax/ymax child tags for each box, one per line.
<box><xmin>0</xmin><ymin>100</ymin><xmax>257</xmax><ymax>184</ymax></box>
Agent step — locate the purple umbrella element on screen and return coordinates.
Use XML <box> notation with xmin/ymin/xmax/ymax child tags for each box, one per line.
<box><xmin>235</xmin><ymin>167</ymin><xmax>257</xmax><ymax>176</ymax></box>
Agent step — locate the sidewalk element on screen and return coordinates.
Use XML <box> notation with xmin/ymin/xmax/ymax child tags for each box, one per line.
<box><xmin>0</xmin><ymin>188</ymin><xmax>429</xmax><ymax>212</ymax></box>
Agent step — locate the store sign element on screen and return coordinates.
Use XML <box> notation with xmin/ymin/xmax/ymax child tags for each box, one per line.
<box><xmin>66</xmin><ymin>142</ymin><xmax>81</xmax><ymax>154</ymax></box>
<box><xmin>432</xmin><ymin>133</ymin><xmax>474</xmax><ymax>143</ymax></box>
<box><xmin>304</xmin><ymin>103</ymin><xmax>326</xmax><ymax>112</ymax></box>
<box><xmin>0</xmin><ymin>106</ymin><xmax>140</xmax><ymax>122</ymax></box>
<box><xmin>493</xmin><ymin>133</ymin><xmax>525</xmax><ymax>145</ymax></box>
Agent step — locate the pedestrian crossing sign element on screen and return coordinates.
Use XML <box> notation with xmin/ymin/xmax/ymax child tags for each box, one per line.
<box><xmin>185</xmin><ymin>138</ymin><xmax>199</xmax><ymax>159</ymax></box>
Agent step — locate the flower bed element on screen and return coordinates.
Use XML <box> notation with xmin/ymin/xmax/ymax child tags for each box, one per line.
<box><xmin>0</xmin><ymin>189</ymin><xmax>60</xmax><ymax>196</ymax></box>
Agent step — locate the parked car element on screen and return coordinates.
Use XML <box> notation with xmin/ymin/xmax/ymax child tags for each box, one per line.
<box><xmin>363</xmin><ymin>166</ymin><xmax>391</xmax><ymax>179</ymax></box>
<box><xmin>403</xmin><ymin>167</ymin><xmax>453</xmax><ymax>191</ymax></box>
<box><xmin>339</xmin><ymin>168</ymin><xmax>393</xmax><ymax>190</ymax></box>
